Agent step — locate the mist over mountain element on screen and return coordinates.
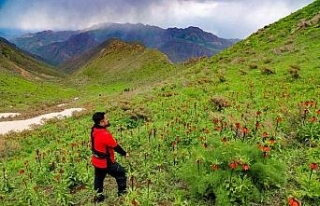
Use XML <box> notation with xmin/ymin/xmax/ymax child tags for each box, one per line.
<box><xmin>10</xmin><ymin>23</ymin><xmax>239</xmax><ymax>66</ymax></box>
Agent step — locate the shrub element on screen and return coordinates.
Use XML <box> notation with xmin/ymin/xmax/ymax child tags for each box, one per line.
<box><xmin>261</xmin><ymin>67</ymin><xmax>275</xmax><ymax>75</ymax></box>
<box><xmin>289</xmin><ymin>68</ymin><xmax>300</xmax><ymax>79</ymax></box>
<box><xmin>178</xmin><ymin>141</ymin><xmax>286</xmax><ymax>205</ymax></box>
<box><xmin>209</xmin><ymin>96</ymin><xmax>230</xmax><ymax>111</ymax></box>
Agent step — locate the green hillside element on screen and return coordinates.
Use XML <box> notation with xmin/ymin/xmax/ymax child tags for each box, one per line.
<box><xmin>0</xmin><ymin>38</ymin><xmax>79</xmax><ymax>112</ymax></box>
<box><xmin>70</xmin><ymin>38</ymin><xmax>177</xmax><ymax>94</ymax></box>
<box><xmin>0</xmin><ymin>1</ymin><xmax>319</xmax><ymax>206</ymax></box>
<box><xmin>72</xmin><ymin>39</ymin><xmax>174</xmax><ymax>86</ymax></box>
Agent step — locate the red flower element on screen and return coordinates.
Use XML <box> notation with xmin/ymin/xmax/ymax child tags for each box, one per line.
<box><xmin>262</xmin><ymin>132</ymin><xmax>268</xmax><ymax>138</ymax></box>
<box><xmin>269</xmin><ymin>138</ymin><xmax>276</xmax><ymax>145</ymax></box>
<box><xmin>235</xmin><ymin>122</ymin><xmax>241</xmax><ymax>129</ymax></box>
<box><xmin>262</xmin><ymin>145</ymin><xmax>270</xmax><ymax>152</ymax></box>
<box><xmin>256</xmin><ymin>111</ymin><xmax>262</xmax><ymax>116</ymax></box>
<box><xmin>19</xmin><ymin>169</ymin><xmax>25</xmax><ymax>175</ymax></box>
<box><xmin>242</xmin><ymin>127</ymin><xmax>248</xmax><ymax>135</ymax></box>
<box><xmin>211</xmin><ymin>164</ymin><xmax>218</xmax><ymax>171</ymax></box>
<box><xmin>316</xmin><ymin>109</ymin><xmax>320</xmax><ymax>115</ymax></box>
<box><xmin>213</xmin><ymin>118</ymin><xmax>220</xmax><ymax>124</ymax></box>
<box><xmin>255</xmin><ymin>121</ymin><xmax>262</xmax><ymax>129</ymax></box>
<box><xmin>308</xmin><ymin>116</ymin><xmax>317</xmax><ymax>123</ymax></box>
<box><xmin>229</xmin><ymin>161</ymin><xmax>238</xmax><ymax>170</ymax></box>
<box><xmin>309</xmin><ymin>163</ymin><xmax>318</xmax><ymax>171</ymax></box>
<box><xmin>242</xmin><ymin>164</ymin><xmax>250</xmax><ymax>171</ymax></box>
<box><xmin>288</xmin><ymin>197</ymin><xmax>300</xmax><ymax>206</ymax></box>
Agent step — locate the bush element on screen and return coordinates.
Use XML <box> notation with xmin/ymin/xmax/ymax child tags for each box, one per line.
<box><xmin>178</xmin><ymin>141</ymin><xmax>286</xmax><ymax>205</ymax></box>
<box><xmin>289</xmin><ymin>68</ymin><xmax>300</xmax><ymax>79</ymax></box>
<box><xmin>261</xmin><ymin>67</ymin><xmax>275</xmax><ymax>75</ymax></box>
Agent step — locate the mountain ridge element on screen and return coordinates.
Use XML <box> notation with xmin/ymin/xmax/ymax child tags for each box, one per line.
<box><xmin>10</xmin><ymin>23</ymin><xmax>238</xmax><ymax>66</ymax></box>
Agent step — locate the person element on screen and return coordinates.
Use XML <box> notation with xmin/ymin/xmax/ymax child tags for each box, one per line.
<box><xmin>90</xmin><ymin>112</ymin><xmax>129</xmax><ymax>203</ymax></box>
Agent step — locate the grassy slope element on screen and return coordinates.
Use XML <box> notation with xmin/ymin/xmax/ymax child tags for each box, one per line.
<box><xmin>0</xmin><ymin>38</ymin><xmax>79</xmax><ymax>112</ymax></box>
<box><xmin>70</xmin><ymin>39</ymin><xmax>177</xmax><ymax>95</ymax></box>
<box><xmin>1</xmin><ymin>1</ymin><xmax>320</xmax><ymax>205</ymax></box>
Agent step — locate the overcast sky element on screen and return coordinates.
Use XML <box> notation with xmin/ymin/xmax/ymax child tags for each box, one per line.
<box><xmin>0</xmin><ymin>0</ymin><xmax>315</xmax><ymax>38</ymax></box>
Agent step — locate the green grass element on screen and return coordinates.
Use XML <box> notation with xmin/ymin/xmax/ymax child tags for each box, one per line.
<box><xmin>0</xmin><ymin>69</ymin><xmax>78</xmax><ymax>112</ymax></box>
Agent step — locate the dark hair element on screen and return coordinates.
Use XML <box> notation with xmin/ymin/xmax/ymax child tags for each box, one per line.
<box><xmin>92</xmin><ymin>112</ymin><xmax>105</xmax><ymax>125</ymax></box>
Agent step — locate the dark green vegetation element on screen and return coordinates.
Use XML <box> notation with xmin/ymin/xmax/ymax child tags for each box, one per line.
<box><xmin>1</xmin><ymin>1</ymin><xmax>320</xmax><ymax>205</ymax></box>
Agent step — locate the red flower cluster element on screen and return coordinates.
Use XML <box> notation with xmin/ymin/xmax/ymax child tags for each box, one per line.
<box><xmin>309</xmin><ymin>163</ymin><xmax>318</xmax><ymax>171</ymax></box>
<box><xmin>288</xmin><ymin>197</ymin><xmax>300</xmax><ymax>206</ymax></box>
<box><xmin>262</xmin><ymin>145</ymin><xmax>270</xmax><ymax>152</ymax></box>
<box><xmin>301</xmin><ymin>100</ymin><xmax>315</xmax><ymax>108</ymax></box>
<box><xmin>242</xmin><ymin>127</ymin><xmax>248</xmax><ymax>136</ymax></box>
<box><xmin>229</xmin><ymin>161</ymin><xmax>238</xmax><ymax>170</ymax></box>
<box><xmin>211</xmin><ymin>164</ymin><xmax>218</xmax><ymax>171</ymax></box>
<box><xmin>228</xmin><ymin>160</ymin><xmax>250</xmax><ymax>171</ymax></box>
<box><xmin>262</xmin><ymin>132</ymin><xmax>268</xmax><ymax>138</ymax></box>
<box><xmin>308</xmin><ymin>116</ymin><xmax>317</xmax><ymax>123</ymax></box>
<box><xmin>242</xmin><ymin>163</ymin><xmax>250</xmax><ymax>171</ymax></box>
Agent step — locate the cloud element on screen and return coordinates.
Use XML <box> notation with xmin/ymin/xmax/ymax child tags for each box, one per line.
<box><xmin>0</xmin><ymin>0</ymin><xmax>315</xmax><ymax>38</ymax></box>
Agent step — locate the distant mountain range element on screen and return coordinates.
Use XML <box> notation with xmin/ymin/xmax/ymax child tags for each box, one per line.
<box><xmin>9</xmin><ymin>23</ymin><xmax>239</xmax><ymax>65</ymax></box>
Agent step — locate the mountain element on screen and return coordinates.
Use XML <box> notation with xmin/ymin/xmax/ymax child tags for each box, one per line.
<box><xmin>11</xmin><ymin>23</ymin><xmax>238</xmax><ymax>66</ymax></box>
<box><xmin>37</xmin><ymin>32</ymin><xmax>99</xmax><ymax>65</ymax></box>
<box><xmin>69</xmin><ymin>38</ymin><xmax>175</xmax><ymax>88</ymax></box>
<box><xmin>0</xmin><ymin>37</ymin><xmax>62</xmax><ymax>79</ymax></box>
<box><xmin>11</xmin><ymin>30</ymin><xmax>78</xmax><ymax>53</ymax></box>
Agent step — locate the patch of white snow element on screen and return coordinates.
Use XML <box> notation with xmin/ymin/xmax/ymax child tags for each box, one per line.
<box><xmin>0</xmin><ymin>108</ymin><xmax>84</xmax><ymax>135</ymax></box>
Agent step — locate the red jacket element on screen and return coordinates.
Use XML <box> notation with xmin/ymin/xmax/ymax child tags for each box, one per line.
<box><xmin>91</xmin><ymin>125</ymin><xmax>126</xmax><ymax>168</ymax></box>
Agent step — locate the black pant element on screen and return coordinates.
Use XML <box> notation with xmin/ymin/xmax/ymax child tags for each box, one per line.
<box><xmin>94</xmin><ymin>162</ymin><xmax>127</xmax><ymax>195</ymax></box>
